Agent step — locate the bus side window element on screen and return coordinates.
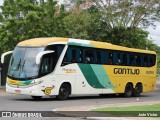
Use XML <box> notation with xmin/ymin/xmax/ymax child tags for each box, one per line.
<box><xmin>85</xmin><ymin>48</ymin><xmax>94</xmax><ymax>64</ymax></box>
<box><xmin>113</xmin><ymin>51</ymin><xmax>121</xmax><ymax>65</ymax></box>
<box><xmin>116</xmin><ymin>52</ymin><xmax>122</xmax><ymax>65</ymax></box>
<box><xmin>57</xmin><ymin>45</ymin><xmax>65</xmax><ymax>58</ymax></box>
<box><xmin>40</xmin><ymin>53</ymin><xmax>54</xmax><ymax>75</ymax></box>
<box><xmin>135</xmin><ymin>54</ymin><xmax>141</xmax><ymax>66</ymax></box>
<box><xmin>96</xmin><ymin>50</ymin><xmax>102</xmax><ymax>64</ymax></box>
<box><xmin>71</xmin><ymin>47</ymin><xmax>76</xmax><ymax>63</ymax></box>
<box><xmin>149</xmin><ymin>55</ymin><xmax>156</xmax><ymax>67</ymax></box>
<box><xmin>101</xmin><ymin>50</ymin><xmax>107</xmax><ymax>64</ymax></box>
<box><xmin>143</xmin><ymin>55</ymin><xmax>148</xmax><ymax>67</ymax></box>
<box><xmin>79</xmin><ymin>48</ymin><xmax>84</xmax><ymax>63</ymax></box>
<box><xmin>62</xmin><ymin>46</ymin><xmax>72</xmax><ymax>66</ymax></box>
<box><xmin>108</xmin><ymin>51</ymin><xmax>113</xmax><ymax>65</ymax></box>
<box><xmin>130</xmin><ymin>54</ymin><xmax>135</xmax><ymax>66</ymax></box>
<box><xmin>45</xmin><ymin>45</ymin><xmax>65</xmax><ymax>61</ymax></box>
<box><xmin>102</xmin><ymin>50</ymin><xmax>109</xmax><ymax>64</ymax></box>
<box><xmin>152</xmin><ymin>55</ymin><xmax>156</xmax><ymax>66</ymax></box>
<box><xmin>122</xmin><ymin>53</ymin><xmax>127</xmax><ymax>65</ymax></box>
<box><xmin>75</xmin><ymin>47</ymin><xmax>80</xmax><ymax>63</ymax></box>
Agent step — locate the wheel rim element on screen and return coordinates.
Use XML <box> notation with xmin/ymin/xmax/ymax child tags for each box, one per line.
<box><xmin>135</xmin><ymin>86</ymin><xmax>141</xmax><ymax>95</ymax></box>
<box><xmin>126</xmin><ymin>85</ymin><xmax>132</xmax><ymax>96</ymax></box>
<box><xmin>60</xmin><ymin>87</ymin><xmax>68</xmax><ymax>97</ymax></box>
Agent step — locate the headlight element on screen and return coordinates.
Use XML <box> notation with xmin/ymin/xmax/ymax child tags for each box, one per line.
<box><xmin>31</xmin><ymin>79</ymin><xmax>44</xmax><ymax>85</ymax></box>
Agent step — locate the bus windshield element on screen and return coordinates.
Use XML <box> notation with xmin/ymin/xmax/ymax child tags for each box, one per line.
<box><xmin>8</xmin><ymin>47</ymin><xmax>44</xmax><ymax>80</ymax></box>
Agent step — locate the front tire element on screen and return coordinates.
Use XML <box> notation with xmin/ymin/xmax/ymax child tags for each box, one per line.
<box><xmin>56</xmin><ymin>84</ymin><xmax>70</xmax><ymax>100</ymax></box>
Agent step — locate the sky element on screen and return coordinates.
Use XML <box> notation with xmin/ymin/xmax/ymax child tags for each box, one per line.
<box><xmin>0</xmin><ymin>0</ymin><xmax>160</xmax><ymax>46</ymax></box>
<box><xmin>147</xmin><ymin>22</ymin><xmax>160</xmax><ymax>46</ymax></box>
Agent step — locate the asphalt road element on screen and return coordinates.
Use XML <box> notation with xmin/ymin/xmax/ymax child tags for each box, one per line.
<box><xmin>0</xmin><ymin>84</ymin><xmax>159</xmax><ymax>119</ymax></box>
<box><xmin>0</xmin><ymin>89</ymin><xmax>160</xmax><ymax>111</ymax></box>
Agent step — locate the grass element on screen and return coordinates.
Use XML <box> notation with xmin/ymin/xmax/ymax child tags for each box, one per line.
<box><xmin>91</xmin><ymin>104</ymin><xmax>160</xmax><ymax>117</ymax></box>
<box><xmin>92</xmin><ymin>104</ymin><xmax>160</xmax><ymax>111</ymax></box>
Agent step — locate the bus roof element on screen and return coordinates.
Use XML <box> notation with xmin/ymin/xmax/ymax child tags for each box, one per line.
<box><xmin>68</xmin><ymin>38</ymin><xmax>156</xmax><ymax>54</ymax></box>
<box><xmin>17</xmin><ymin>37</ymin><xmax>68</xmax><ymax>47</ymax></box>
<box><xmin>90</xmin><ymin>41</ymin><xmax>156</xmax><ymax>54</ymax></box>
<box><xmin>17</xmin><ymin>37</ymin><xmax>156</xmax><ymax>54</ymax></box>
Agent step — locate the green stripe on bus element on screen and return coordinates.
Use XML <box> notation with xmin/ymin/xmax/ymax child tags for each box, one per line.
<box><xmin>19</xmin><ymin>80</ymin><xmax>32</xmax><ymax>85</ymax></box>
<box><xmin>68</xmin><ymin>42</ymin><xmax>94</xmax><ymax>47</ymax></box>
<box><xmin>78</xmin><ymin>64</ymin><xmax>104</xmax><ymax>88</ymax></box>
<box><xmin>90</xmin><ymin>65</ymin><xmax>115</xmax><ymax>88</ymax></box>
<box><xmin>78</xmin><ymin>64</ymin><xmax>114</xmax><ymax>89</ymax></box>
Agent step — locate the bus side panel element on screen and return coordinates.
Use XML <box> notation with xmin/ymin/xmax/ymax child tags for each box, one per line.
<box><xmin>143</xmin><ymin>77</ymin><xmax>156</xmax><ymax>92</ymax></box>
<box><xmin>55</xmin><ymin>64</ymin><xmax>91</xmax><ymax>95</ymax></box>
<box><xmin>56</xmin><ymin>63</ymin><xmax>115</xmax><ymax>95</ymax></box>
<box><xmin>54</xmin><ymin>75</ymin><xmax>76</xmax><ymax>95</ymax></box>
<box><xmin>103</xmin><ymin>65</ymin><xmax>156</xmax><ymax>94</ymax></box>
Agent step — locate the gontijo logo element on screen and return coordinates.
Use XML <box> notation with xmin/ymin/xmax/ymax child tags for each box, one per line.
<box><xmin>114</xmin><ymin>68</ymin><xmax>140</xmax><ymax>75</ymax></box>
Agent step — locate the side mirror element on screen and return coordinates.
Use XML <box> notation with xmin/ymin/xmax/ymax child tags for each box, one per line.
<box><xmin>1</xmin><ymin>51</ymin><xmax>13</xmax><ymax>64</ymax></box>
<box><xmin>36</xmin><ymin>51</ymin><xmax>54</xmax><ymax>64</ymax></box>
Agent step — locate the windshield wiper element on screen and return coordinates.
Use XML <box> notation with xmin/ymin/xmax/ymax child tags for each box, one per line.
<box><xmin>12</xmin><ymin>58</ymin><xmax>21</xmax><ymax>77</ymax></box>
<box><xmin>18</xmin><ymin>59</ymin><xmax>27</xmax><ymax>78</ymax></box>
<box><xmin>10</xmin><ymin>57</ymin><xmax>14</xmax><ymax>66</ymax></box>
<box><xmin>17</xmin><ymin>59</ymin><xmax>21</xmax><ymax>70</ymax></box>
<box><xmin>21</xmin><ymin>59</ymin><xmax>26</xmax><ymax>72</ymax></box>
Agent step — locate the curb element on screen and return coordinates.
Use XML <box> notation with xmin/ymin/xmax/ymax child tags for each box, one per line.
<box><xmin>53</xmin><ymin>101</ymin><xmax>160</xmax><ymax>111</ymax></box>
<box><xmin>53</xmin><ymin>101</ymin><xmax>160</xmax><ymax>120</ymax></box>
<box><xmin>86</xmin><ymin>117</ymin><xmax>159</xmax><ymax>120</ymax></box>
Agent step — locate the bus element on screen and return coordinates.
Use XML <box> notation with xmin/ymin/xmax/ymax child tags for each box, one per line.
<box><xmin>1</xmin><ymin>37</ymin><xmax>157</xmax><ymax>100</ymax></box>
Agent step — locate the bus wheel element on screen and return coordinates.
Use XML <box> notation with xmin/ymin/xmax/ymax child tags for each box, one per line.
<box><xmin>56</xmin><ymin>84</ymin><xmax>70</xmax><ymax>100</ymax></box>
<box><xmin>133</xmin><ymin>84</ymin><xmax>142</xmax><ymax>97</ymax></box>
<box><xmin>124</xmin><ymin>83</ymin><xmax>133</xmax><ymax>97</ymax></box>
<box><xmin>31</xmin><ymin>96</ymin><xmax>42</xmax><ymax>100</ymax></box>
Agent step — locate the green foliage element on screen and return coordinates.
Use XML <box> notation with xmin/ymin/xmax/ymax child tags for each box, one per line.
<box><xmin>62</xmin><ymin>11</ymin><xmax>96</xmax><ymax>39</ymax></box>
<box><xmin>105</xmin><ymin>27</ymin><xmax>149</xmax><ymax>49</ymax></box>
<box><xmin>0</xmin><ymin>0</ymin><xmax>160</xmax><ymax>67</ymax></box>
<box><xmin>0</xmin><ymin>0</ymin><xmax>65</xmax><ymax>55</ymax></box>
<box><xmin>91</xmin><ymin>0</ymin><xmax>160</xmax><ymax>29</ymax></box>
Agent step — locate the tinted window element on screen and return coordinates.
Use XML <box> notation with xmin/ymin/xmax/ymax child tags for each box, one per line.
<box><xmin>40</xmin><ymin>53</ymin><xmax>54</xmax><ymax>76</ymax></box>
<box><xmin>61</xmin><ymin>45</ymin><xmax>156</xmax><ymax>67</ymax></box>
<box><xmin>39</xmin><ymin>45</ymin><xmax>65</xmax><ymax>76</ymax></box>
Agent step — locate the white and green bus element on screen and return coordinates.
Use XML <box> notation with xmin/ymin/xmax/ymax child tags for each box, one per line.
<box><xmin>1</xmin><ymin>37</ymin><xmax>157</xmax><ymax>100</ymax></box>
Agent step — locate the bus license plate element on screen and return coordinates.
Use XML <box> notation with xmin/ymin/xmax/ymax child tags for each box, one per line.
<box><xmin>15</xmin><ymin>89</ymin><xmax>21</xmax><ymax>93</ymax></box>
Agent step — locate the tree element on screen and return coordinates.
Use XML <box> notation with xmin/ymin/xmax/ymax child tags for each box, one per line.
<box><xmin>0</xmin><ymin>0</ymin><xmax>160</xmax><ymax>65</ymax></box>
<box><xmin>0</xmin><ymin>0</ymin><xmax>66</xmax><ymax>56</ymax></box>
<box><xmin>67</xmin><ymin>0</ymin><xmax>160</xmax><ymax>28</ymax></box>
<box><xmin>61</xmin><ymin>9</ymin><xmax>101</xmax><ymax>39</ymax></box>
<box><xmin>91</xmin><ymin>0</ymin><xmax>160</xmax><ymax>29</ymax></box>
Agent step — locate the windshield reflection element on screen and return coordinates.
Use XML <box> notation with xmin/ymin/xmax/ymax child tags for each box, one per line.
<box><xmin>8</xmin><ymin>47</ymin><xmax>44</xmax><ymax>80</ymax></box>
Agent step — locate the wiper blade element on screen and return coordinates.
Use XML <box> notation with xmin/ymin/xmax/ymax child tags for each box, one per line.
<box><xmin>17</xmin><ymin>59</ymin><xmax>21</xmax><ymax>70</ymax></box>
<box><xmin>19</xmin><ymin>59</ymin><xmax>27</xmax><ymax>78</ymax></box>
<box><xmin>12</xmin><ymin>58</ymin><xmax>21</xmax><ymax>77</ymax></box>
<box><xmin>21</xmin><ymin>59</ymin><xmax>26</xmax><ymax>72</ymax></box>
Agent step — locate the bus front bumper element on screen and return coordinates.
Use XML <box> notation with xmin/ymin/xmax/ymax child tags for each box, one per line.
<box><xmin>6</xmin><ymin>83</ymin><xmax>45</xmax><ymax>96</ymax></box>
